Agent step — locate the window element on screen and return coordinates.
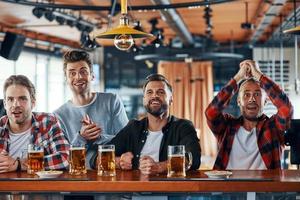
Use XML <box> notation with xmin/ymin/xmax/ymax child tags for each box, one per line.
<box><xmin>0</xmin><ymin>50</ymin><xmax>69</xmax><ymax>113</ymax></box>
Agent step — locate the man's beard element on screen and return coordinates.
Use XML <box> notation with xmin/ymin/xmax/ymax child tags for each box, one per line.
<box><xmin>9</xmin><ymin>111</ymin><xmax>30</xmax><ymax>124</ymax></box>
<box><xmin>145</xmin><ymin>100</ymin><xmax>168</xmax><ymax>117</ymax></box>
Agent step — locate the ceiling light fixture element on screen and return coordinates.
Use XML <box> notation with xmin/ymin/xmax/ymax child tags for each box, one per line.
<box><xmin>95</xmin><ymin>0</ymin><xmax>153</xmax><ymax>51</ymax></box>
<box><xmin>44</xmin><ymin>10</ymin><xmax>55</xmax><ymax>22</ymax></box>
<box><xmin>151</xmin><ymin>30</ymin><xmax>164</xmax><ymax>48</ymax></box>
<box><xmin>9</xmin><ymin>0</ymin><xmax>234</xmax><ymax>11</ymax></box>
<box><xmin>241</xmin><ymin>2</ymin><xmax>254</xmax><ymax>30</ymax></box>
<box><xmin>55</xmin><ymin>15</ymin><xmax>65</xmax><ymax>25</ymax></box>
<box><xmin>80</xmin><ymin>31</ymin><xmax>100</xmax><ymax>50</ymax></box>
<box><xmin>32</xmin><ymin>7</ymin><xmax>45</xmax><ymax>18</ymax></box>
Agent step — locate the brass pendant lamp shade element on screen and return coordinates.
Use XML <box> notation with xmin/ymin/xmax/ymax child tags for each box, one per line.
<box><xmin>96</xmin><ymin>18</ymin><xmax>153</xmax><ymax>39</ymax></box>
<box><xmin>283</xmin><ymin>26</ymin><xmax>300</xmax><ymax>35</ymax></box>
<box><xmin>96</xmin><ymin>0</ymin><xmax>153</xmax><ymax>39</ymax></box>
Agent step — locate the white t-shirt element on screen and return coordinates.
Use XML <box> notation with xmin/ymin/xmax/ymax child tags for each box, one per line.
<box><xmin>140</xmin><ymin>130</ymin><xmax>163</xmax><ymax>162</ymax></box>
<box><xmin>226</xmin><ymin>126</ymin><xmax>267</xmax><ymax>170</ymax></box>
<box><xmin>8</xmin><ymin>128</ymin><xmax>31</xmax><ymax>159</ymax></box>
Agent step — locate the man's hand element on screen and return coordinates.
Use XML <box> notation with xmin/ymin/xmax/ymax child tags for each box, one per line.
<box><xmin>139</xmin><ymin>156</ymin><xmax>167</xmax><ymax>175</ymax></box>
<box><xmin>118</xmin><ymin>152</ymin><xmax>133</xmax><ymax>170</ymax></box>
<box><xmin>80</xmin><ymin>114</ymin><xmax>101</xmax><ymax>141</ymax></box>
<box><xmin>243</xmin><ymin>60</ymin><xmax>263</xmax><ymax>80</ymax></box>
<box><xmin>80</xmin><ymin>123</ymin><xmax>101</xmax><ymax>141</ymax></box>
<box><xmin>0</xmin><ymin>151</ymin><xmax>17</xmax><ymax>173</ymax></box>
<box><xmin>234</xmin><ymin>61</ymin><xmax>251</xmax><ymax>83</ymax></box>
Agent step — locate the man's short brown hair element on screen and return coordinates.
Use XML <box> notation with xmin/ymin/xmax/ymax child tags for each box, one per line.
<box><xmin>63</xmin><ymin>50</ymin><xmax>93</xmax><ymax>76</ymax></box>
<box><xmin>3</xmin><ymin>75</ymin><xmax>36</xmax><ymax>101</ymax></box>
<box><xmin>143</xmin><ymin>74</ymin><xmax>173</xmax><ymax>93</ymax></box>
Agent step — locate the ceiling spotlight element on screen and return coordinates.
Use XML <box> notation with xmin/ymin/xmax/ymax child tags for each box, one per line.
<box><xmin>203</xmin><ymin>4</ymin><xmax>214</xmax><ymax>38</ymax></box>
<box><xmin>133</xmin><ymin>21</ymin><xmax>144</xmax><ymax>32</ymax></box>
<box><xmin>66</xmin><ymin>19</ymin><xmax>76</xmax><ymax>27</ymax></box>
<box><xmin>32</xmin><ymin>7</ymin><xmax>45</xmax><ymax>18</ymax></box>
<box><xmin>80</xmin><ymin>31</ymin><xmax>99</xmax><ymax>50</ymax></box>
<box><xmin>151</xmin><ymin>30</ymin><xmax>164</xmax><ymax>48</ymax></box>
<box><xmin>241</xmin><ymin>2</ymin><xmax>254</xmax><ymax>30</ymax></box>
<box><xmin>149</xmin><ymin>18</ymin><xmax>160</xmax><ymax>35</ymax></box>
<box><xmin>131</xmin><ymin>42</ymin><xmax>143</xmax><ymax>53</ymax></box>
<box><xmin>55</xmin><ymin>16</ymin><xmax>65</xmax><ymax>25</ymax></box>
<box><xmin>84</xmin><ymin>26</ymin><xmax>94</xmax><ymax>33</ymax></box>
<box><xmin>76</xmin><ymin>22</ymin><xmax>85</xmax><ymax>32</ymax></box>
<box><xmin>44</xmin><ymin>10</ymin><xmax>55</xmax><ymax>22</ymax></box>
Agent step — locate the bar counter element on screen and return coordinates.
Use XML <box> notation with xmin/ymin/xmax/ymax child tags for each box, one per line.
<box><xmin>0</xmin><ymin>170</ymin><xmax>299</xmax><ymax>193</ymax></box>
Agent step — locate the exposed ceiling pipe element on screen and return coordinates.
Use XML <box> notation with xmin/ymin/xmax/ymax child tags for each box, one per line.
<box><xmin>151</xmin><ymin>0</ymin><xmax>194</xmax><ymax>47</ymax></box>
<box><xmin>250</xmin><ymin>0</ymin><xmax>287</xmax><ymax>44</ymax></box>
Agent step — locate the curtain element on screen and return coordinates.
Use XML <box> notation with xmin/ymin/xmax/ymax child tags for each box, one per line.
<box><xmin>158</xmin><ymin>61</ymin><xmax>217</xmax><ymax>166</ymax></box>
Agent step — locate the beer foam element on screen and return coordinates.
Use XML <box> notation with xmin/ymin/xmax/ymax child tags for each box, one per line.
<box><xmin>98</xmin><ymin>149</ymin><xmax>114</xmax><ymax>152</ymax></box>
<box><xmin>70</xmin><ymin>147</ymin><xmax>85</xmax><ymax>150</ymax></box>
<box><xmin>168</xmin><ymin>154</ymin><xmax>184</xmax><ymax>157</ymax></box>
<box><xmin>27</xmin><ymin>149</ymin><xmax>43</xmax><ymax>153</ymax></box>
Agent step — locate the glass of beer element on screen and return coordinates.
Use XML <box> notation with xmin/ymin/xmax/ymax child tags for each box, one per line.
<box><xmin>27</xmin><ymin>144</ymin><xmax>44</xmax><ymax>175</ymax></box>
<box><xmin>69</xmin><ymin>144</ymin><xmax>87</xmax><ymax>175</ymax></box>
<box><xmin>97</xmin><ymin>145</ymin><xmax>116</xmax><ymax>176</ymax></box>
<box><xmin>167</xmin><ymin>145</ymin><xmax>192</xmax><ymax>178</ymax></box>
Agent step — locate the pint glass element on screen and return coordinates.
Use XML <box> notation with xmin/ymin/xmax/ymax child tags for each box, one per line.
<box><xmin>167</xmin><ymin>145</ymin><xmax>192</xmax><ymax>177</ymax></box>
<box><xmin>27</xmin><ymin>144</ymin><xmax>44</xmax><ymax>175</ymax></box>
<box><xmin>69</xmin><ymin>144</ymin><xmax>87</xmax><ymax>175</ymax></box>
<box><xmin>97</xmin><ymin>145</ymin><xmax>116</xmax><ymax>176</ymax></box>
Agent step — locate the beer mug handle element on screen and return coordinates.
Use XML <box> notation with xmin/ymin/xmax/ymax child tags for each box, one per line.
<box><xmin>185</xmin><ymin>151</ymin><xmax>193</xmax><ymax>171</ymax></box>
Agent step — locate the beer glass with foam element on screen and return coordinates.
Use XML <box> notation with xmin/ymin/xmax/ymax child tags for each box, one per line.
<box><xmin>97</xmin><ymin>145</ymin><xmax>116</xmax><ymax>176</ymax></box>
<box><xmin>69</xmin><ymin>144</ymin><xmax>87</xmax><ymax>175</ymax></box>
<box><xmin>167</xmin><ymin>145</ymin><xmax>192</xmax><ymax>177</ymax></box>
<box><xmin>27</xmin><ymin>144</ymin><xmax>44</xmax><ymax>175</ymax></box>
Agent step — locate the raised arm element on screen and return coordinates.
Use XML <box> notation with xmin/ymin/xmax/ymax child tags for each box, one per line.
<box><xmin>205</xmin><ymin>62</ymin><xmax>249</xmax><ymax>137</ymax></box>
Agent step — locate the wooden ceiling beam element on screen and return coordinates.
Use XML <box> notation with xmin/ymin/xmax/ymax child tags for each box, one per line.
<box><xmin>0</xmin><ymin>22</ymin><xmax>80</xmax><ymax>48</ymax></box>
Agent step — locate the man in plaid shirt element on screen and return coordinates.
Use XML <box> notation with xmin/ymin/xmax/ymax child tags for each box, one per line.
<box><xmin>0</xmin><ymin>75</ymin><xmax>69</xmax><ymax>173</ymax></box>
<box><xmin>205</xmin><ymin>60</ymin><xmax>293</xmax><ymax>170</ymax></box>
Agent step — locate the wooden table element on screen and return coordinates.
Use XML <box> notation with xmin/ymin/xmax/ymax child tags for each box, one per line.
<box><xmin>0</xmin><ymin>170</ymin><xmax>299</xmax><ymax>193</ymax></box>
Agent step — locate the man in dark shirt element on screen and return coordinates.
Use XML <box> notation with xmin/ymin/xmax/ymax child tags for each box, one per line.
<box><xmin>92</xmin><ymin>74</ymin><xmax>201</xmax><ymax>175</ymax></box>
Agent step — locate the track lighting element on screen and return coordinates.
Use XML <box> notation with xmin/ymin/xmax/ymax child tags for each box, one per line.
<box><xmin>131</xmin><ymin>42</ymin><xmax>144</xmax><ymax>53</ymax></box>
<box><xmin>32</xmin><ymin>7</ymin><xmax>45</xmax><ymax>18</ymax></box>
<box><xmin>80</xmin><ymin>31</ymin><xmax>99</xmax><ymax>50</ymax></box>
<box><xmin>66</xmin><ymin>19</ymin><xmax>76</xmax><ymax>27</ymax></box>
<box><xmin>151</xmin><ymin>30</ymin><xmax>164</xmax><ymax>48</ymax></box>
<box><xmin>44</xmin><ymin>10</ymin><xmax>55</xmax><ymax>22</ymax></box>
<box><xmin>32</xmin><ymin>7</ymin><xmax>95</xmax><ymax>33</ymax></box>
<box><xmin>55</xmin><ymin>16</ymin><xmax>65</xmax><ymax>25</ymax></box>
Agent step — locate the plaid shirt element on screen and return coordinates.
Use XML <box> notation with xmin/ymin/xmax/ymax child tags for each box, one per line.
<box><xmin>0</xmin><ymin>112</ymin><xmax>70</xmax><ymax>170</ymax></box>
<box><xmin>205</xmin><ymin>75</ymin><xmax>293</xmax><ymax>169</ymax></box>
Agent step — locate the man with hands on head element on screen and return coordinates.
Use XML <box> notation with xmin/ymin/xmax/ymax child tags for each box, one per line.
<box><xmin>91</xmin><ymin>74</ymin><xmax>201</xmax><ymax>175</ymax></box>
<box><xmin>54</xmin><ymin>50</ymin><xmax>128</xmax><ymax>168</ymax></box>
<box><xmin>205</xmin><ymin>60</ymin><xmax>293</xmax><ymax>170</ymax></box>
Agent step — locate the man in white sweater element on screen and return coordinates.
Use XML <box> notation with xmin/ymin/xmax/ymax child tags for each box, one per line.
<box><xmin>54</xmin><ymin>50</ymin><xmax>128</xmax><ymax>169</ymax></box>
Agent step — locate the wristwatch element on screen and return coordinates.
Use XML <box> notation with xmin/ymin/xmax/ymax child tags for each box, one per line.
<box><xmin>16</xmin><ymin>157</ymin><xmax>21</xmax><ymax>172</ymax></box>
